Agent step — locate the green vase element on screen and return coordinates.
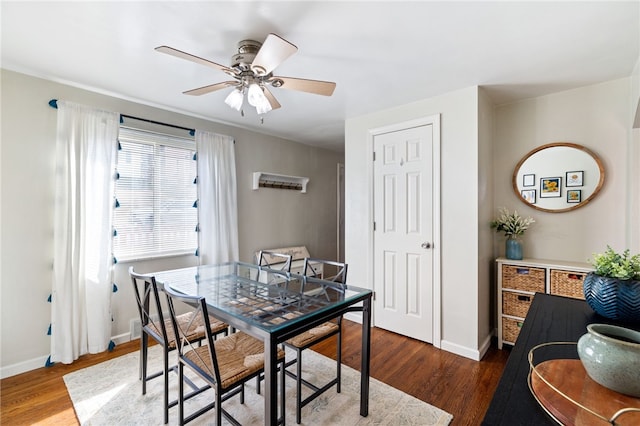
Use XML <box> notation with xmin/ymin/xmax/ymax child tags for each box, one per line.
<box><xmin>577</xmin><ymin>324</ymin><xmax>640</xmax><ymax>397</ymax></box>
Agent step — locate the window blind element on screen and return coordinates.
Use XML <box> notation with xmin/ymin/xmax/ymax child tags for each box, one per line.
<box><xmin>113</xmin><ymin>127</ymin><xmax>197</xmax><ymax>260</ymax></box>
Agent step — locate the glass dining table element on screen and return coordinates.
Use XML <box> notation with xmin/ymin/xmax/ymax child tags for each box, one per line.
<box><xmin>152</xmin><ymin>261</ymin><xmax>373</xmax><ymax>426</ymax></box>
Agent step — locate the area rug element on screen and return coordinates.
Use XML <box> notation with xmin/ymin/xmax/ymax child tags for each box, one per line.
<box><xmin>64</xmin><ymin>345</ymin><xmax>453</xmax><ymax>425</ymax></box>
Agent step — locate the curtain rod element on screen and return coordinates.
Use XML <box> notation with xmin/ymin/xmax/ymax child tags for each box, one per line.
<box><xmin>48</xmin><ymin>99</ymin><xmax>195</xmax><ymax>136</ymax></box>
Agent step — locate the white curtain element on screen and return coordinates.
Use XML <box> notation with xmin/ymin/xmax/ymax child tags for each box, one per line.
<box><xmin>195</xmin><ymin>130</ymin><xmax>239</xmax><ymax>264</ymax></box>
<box><xmin>51</xmin><ymin>101</ymin><xmax>119</xmax><ymax>363</ymax></box>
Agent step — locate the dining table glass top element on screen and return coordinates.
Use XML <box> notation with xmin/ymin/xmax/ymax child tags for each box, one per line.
<box><xmin>153</xmin><ymin>261</ymin><xmax>372</xmax><ymax>334</ymax></box>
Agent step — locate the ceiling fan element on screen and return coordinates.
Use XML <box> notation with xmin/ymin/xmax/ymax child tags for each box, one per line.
<box><xmin>155</xmin><ymin>34</ymin><xmax>336</xmax><ymax>116</ymax></box>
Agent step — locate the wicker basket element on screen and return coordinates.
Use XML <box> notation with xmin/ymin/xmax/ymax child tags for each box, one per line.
<box><xmin>502</xmin><ymin>317</ymin><xmax>524</xmax><ymax>343</ymax></box>
<box><xmin>502</xmin><ymin>291</ymin><xmax>533</xmax><ymax>318</ymax></box>
<box><xmin>502</xmin><ymin>265</ymin><xmax>546</xmax><ymax>292</ymax></box>
<box><xmin>550</xmin><ymin>269</ymin><xmax>586</xmax><ymax>299</ymax></box>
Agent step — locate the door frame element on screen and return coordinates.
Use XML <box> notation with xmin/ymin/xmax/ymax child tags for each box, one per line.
<box><xmin>368</xmin><ymin>114</ymin><xmax>441</xmax><ymax>348</ymax></box>
<box><xmin>337</xmin><ymin>163</ymin><xmax>345</xmax><ymax>263</ymax></box>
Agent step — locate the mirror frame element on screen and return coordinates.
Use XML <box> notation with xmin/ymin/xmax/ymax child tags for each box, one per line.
<box><xmin>512</xmin><ymin>142</ymin><xmax>605</xmax><ymax>213</ymax></box>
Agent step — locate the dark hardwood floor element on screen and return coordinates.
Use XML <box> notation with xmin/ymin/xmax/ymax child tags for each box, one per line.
<box><xmin>1</xmin><ymin>320</ymin><xmax>509</xmax><ymax>425</ymax></box>
<box><xmin>313</xmin><ymin>320</ymin><xmax>510</xmax><ymax>425</ymax></box>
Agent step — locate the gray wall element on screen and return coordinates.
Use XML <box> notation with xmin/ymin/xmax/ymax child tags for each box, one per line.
<box><xmin>493</xmin><ymin>77</ymin><xmax>638</xmax><ymax>261</ymax></box>
<box><xmin>344</xmin><ymin>77</ymin><xmax>639</xmax><ymax>361</ymax></box>
<box><xmin>345</xmin><ymin>86</ymin><xmax>490</xmax><ymax>360</ymax></box>
<box><xmin>0</xmin><ymin>69</ymin><xmax>343</xmax><ymax>376</ymax></box>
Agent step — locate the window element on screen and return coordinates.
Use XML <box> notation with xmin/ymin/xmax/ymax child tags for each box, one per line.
<box><xmin>113</xmin><ymin>127</ymin><xmax>197</xmax><ymax>260</ymax></box>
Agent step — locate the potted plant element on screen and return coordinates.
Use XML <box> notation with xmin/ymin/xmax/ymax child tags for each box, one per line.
<box><xmin>584</xmin><ymin>246</ymin><xmax>640</xmax><ymax>323</ymax></box>
<box><xmin>490</xmin><ymin>207</ymin><xmax>535</xmax><ymax>260</ymax></box>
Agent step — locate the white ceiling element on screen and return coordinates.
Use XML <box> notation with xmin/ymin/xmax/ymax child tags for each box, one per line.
<box><xmin>2</xmin><ymin>1</ymin><xmax>638</xmax><ymax>152</ymax></box>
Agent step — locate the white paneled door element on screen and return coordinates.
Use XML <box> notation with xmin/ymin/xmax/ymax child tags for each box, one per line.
<box><xmin>373</xmin><ymin>123</ymin><xmax>434</xmax><ymax>343</ymax></box>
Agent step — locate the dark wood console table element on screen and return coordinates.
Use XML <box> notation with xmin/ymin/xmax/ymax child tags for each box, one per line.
<box><xmin>483</xmin><ymin>292</ymin><xmax>640</xmax><ymax>425</ymax></box>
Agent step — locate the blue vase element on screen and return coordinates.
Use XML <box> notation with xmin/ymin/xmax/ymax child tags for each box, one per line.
<box><xmin>583</xmin><ymin>272</ymin><xmax>640</xmax><ymax>323</ymax></box>
<box><xmin>506</xmin><ymin>237</ymin><xmax>523</xmax><ymax>260</ymax></box>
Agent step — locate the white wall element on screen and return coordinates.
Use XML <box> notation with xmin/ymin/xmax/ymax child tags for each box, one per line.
<box><xmin>478</xmin><ymin>88</ymin><xmax>495</xmax><ymax>351</ymax></box>
<box><xmin>0</xmin><ymin>69</ymin><xmax>343</xmax><ymax>377</ymax></box>
<box><xmin>345</xmin><ymin>86</ymin><xmax>491</xmax><ymax>360</ymax></box>
<box><xmin>493</xmin><ymin>77</ymin><xmax>637</xmax><ymax>262</ymax></box>
<box><xmin>630</xmin><ymin>59</ymin><xmax>640</xmax><ymax>253</ymax></box>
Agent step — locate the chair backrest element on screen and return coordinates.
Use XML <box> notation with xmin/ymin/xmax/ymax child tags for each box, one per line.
<box><xmin>257</xmin><ymin>250</ymin><xmax>293</xmax><ymax>272</ymax></box>
<box><xmin>129</xmin><ymin>267</ymin><xmax>171</xmax><ymax>345</ymax></box>
<box><xmin>164</xmin><ymin>285</ymin><xmax>220</xmax><ymax>385</ymax></box>
<box><xmin>303</xmin><ymin>258</ymin><xmax>348</xmax><ymax>284</ymax></box>
<box><xmin>301</xmin><ymin>259</ymin><xmax>348</xmax><ymax>301</ymax></box>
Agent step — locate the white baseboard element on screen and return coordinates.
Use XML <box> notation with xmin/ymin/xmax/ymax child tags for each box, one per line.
<box><xmin>0</xmin><ymin>332</ymin><xmax>133</xmax><ymax>379</ymax></box>
<box><xmin>440</xmin><ymin>332</ymin><xmax>492</xmax><ymax>361</ymax></box>
<box><xmin>0</xmin><ymin>355</ymin><xmax>50</xmax><ymax>379</ymax></box>
<box><xmin>343</xmin><ymin>311</ymin><xmax>363</xmax><ymax>324</ymax></box>
<box><xmin>478</xmin><ymin>333</ymin><xmax>492</xmax><ymax>359</ymax></box>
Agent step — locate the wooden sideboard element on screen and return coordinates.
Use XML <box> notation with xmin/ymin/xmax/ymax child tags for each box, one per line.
<box><xmin>483</xmin><ymin>293</ymin><xmax>640</xmax><ymax>425</ymax></box>
<box><xmin>496</xmin><ymin>257</ymin><xmax>592</xmax><ymax>349</ymax></box>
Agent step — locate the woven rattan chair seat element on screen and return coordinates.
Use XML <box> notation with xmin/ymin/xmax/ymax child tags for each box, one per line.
<box><xmin>184</xmin><ymin>332</ymin><xmax>285</xmax><ymax>389</ymax></box>
<box><xmin>286</xmin><ymin>321</ymin><xmax>339</xmax><ymax>348</ymax></box>
<box><xmin>147</xmin><ymin>313</ymin><xmax>228</xmax><ymax>349</ymax></box>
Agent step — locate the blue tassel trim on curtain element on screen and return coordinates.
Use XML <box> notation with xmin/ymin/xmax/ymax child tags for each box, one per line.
<box><xmin>45</xmin><ymin>356</ymin><xmax>55</xmax><ymax>367</ymax></box>
<box><xmin>47</xmin><ymin>97</ymin><xmax>195</xmax><ymax>366</ymax></box>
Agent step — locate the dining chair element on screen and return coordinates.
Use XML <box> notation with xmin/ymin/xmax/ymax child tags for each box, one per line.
<box><xmin>129</xmin><ymin>267</ymin><xmax>229</xmax><ymax>424</ymax></box>
<box><xmin>285</xmin><ymin>258</ymin><xmax>348</xmax><ymax>424</ymax></box>
<box><xmin>301</xmin><ymin>257</ymin><xmax>348</xmax><ymax>300</ymax></box>
<box><xmin>164</xmin><ymin>285</ymin><xmax>287</xmax><ymax>426</ymax></box>
<box><xmin>257</xmin><ymin>250</ymin><xmax>293</xmax><ymax>273</ymax></box>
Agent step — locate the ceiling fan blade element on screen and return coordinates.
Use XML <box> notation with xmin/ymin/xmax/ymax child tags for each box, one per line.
<box><xmin>183</xmin><ymin>81</ymin><xmax>237</xmax><ymax>96</ymax></box>
<box><xmin>262</xmin><ymin>87</ymin><xmax>281</xmax><ymax>110</ymax></box>
<box><xmin>250</xmin><ymin>34</ymin><xmax>298</xmax><ymax>76</ymax></box>
<box><xmin>271</xmin><ymin>76</ymin><xmax>336</xmax><ymax>96</ymax></box>
<box><xmin>155</xmin><ymin>45</ymin><xmax>235</xmax><ymax>75</ymax></box>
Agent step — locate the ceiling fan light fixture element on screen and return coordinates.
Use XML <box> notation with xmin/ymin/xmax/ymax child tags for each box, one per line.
<box><xmin>247</xmin><ymin>83</ymin><xmax>265</xmax><ymax>106</ymax></box>
<box><xmin>247</xmin><ymin>83</ymin><xmax>272</xmax><ymax>114</ymax></box>
<box><xmin>255</xmin><ymin>100</ymin><xmax>272</xmax><ymax>115</ymax></box>
<box><xmin>224</xmin><ymin>88</ymin><xmax>244</xmax><ymax>111</ymax></box>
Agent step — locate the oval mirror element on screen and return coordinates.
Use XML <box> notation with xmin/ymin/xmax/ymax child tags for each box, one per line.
<box><xmin>512</xmin><ymin>142</ymin><xmax>605</xmax><ymax>213</ymax></box>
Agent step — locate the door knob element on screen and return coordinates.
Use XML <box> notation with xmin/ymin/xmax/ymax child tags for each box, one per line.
<box><xmin>421</xmin><ymin>242</ymin><xmax>431</xmax><ymax>249</ymax></box>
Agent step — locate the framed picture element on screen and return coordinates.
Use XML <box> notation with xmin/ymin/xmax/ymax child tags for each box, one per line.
<box><xmin>566</xmin><ymin>170</ymin><xmax>584</xmax><ymax>187</ymax></box>
<box><xmin>540</xmin><ymin>177</ymin><xmax>562</xmax><ymax>198</ymax></box>
<box><xmin>567</xmin><ymin>189</ymin><xmax>581</xmax><ymax>203</ymax></box>
<box><xmin>521</xmin><ymin>189</ymin><xmax>536</xmax><ymax>204</ymax></box>
<box><xmin>523</xmin><ymin>174</ymin><xmax>535</xmax><ymax>187</ymax></box>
